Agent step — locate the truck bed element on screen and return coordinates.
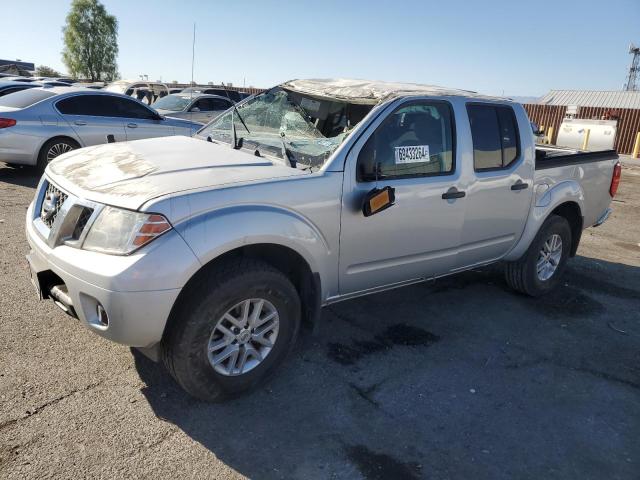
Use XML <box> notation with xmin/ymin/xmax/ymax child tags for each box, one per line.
<box><xmin>534</xmin><ymin>145</ymin><xmax>618</xmax><ymax>229</ymax></box>
<box><xmin>535</xmin><ymin>145</ymin><xmax>618</xmax><ymax>170</ymax></box>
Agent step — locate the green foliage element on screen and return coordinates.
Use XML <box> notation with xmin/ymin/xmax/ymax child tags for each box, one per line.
<box><xmin>35</xmin><ymin>65</ymin><xmax>62</xmax><ymax>77</ymax></box>
<box><xmin>62</xmin><ymin>0</ymin><xmax>118</xmax><ymax>81</ymax></box>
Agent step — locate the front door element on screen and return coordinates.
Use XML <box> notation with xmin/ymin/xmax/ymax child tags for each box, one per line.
<box><xmin>339</xmin><ymin>99</ymin><xmax>466</xmax><ymax>295</ymax></box>
<box><xmin>456</xmin><ymin>103</ymin><xmax>534</xmax><ymax>268</ymax></box>
<box><xmin>113</xmin><ymin>97</ymin><xmax>175</xmax><ymax>141</ymax></box>
<box><xmin>188</xmin><ymin>97</ymin><xmax>233</xmax><ymax>124</ymax></box>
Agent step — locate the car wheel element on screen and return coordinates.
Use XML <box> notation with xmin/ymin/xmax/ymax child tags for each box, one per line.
<box><xmin>162</xmin><ymin>258</ymin><xmax>301</xmax><ymax>402</ymax></box>
<box><xmin>37</xmin><ymin>138</ymin><xmax>79</xmax><ymax>171</ymax></box>
<box><xmin>505</xmin><ymin>214</ymin><xmax>572</xmax><ymax>297</ymax></box>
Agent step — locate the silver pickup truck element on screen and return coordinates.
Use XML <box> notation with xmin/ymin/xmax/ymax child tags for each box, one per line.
<box><xmin>26</xmin><ymin>79</ymin><xmax>620</xmax><ymax>401</ymax></box>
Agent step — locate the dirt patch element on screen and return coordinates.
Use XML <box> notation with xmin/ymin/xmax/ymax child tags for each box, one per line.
<box><xmin>327</xmin><ymin>324</ymin><xmax>440</xmax><ymax>365</ymax></box>
<box><xmin>517</xmin><ymin>285</ymin><xmax>605</xmax><ymax>319</ymax></box>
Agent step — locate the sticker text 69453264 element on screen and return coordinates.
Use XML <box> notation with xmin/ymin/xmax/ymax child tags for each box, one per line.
<box><xmin>394</xmin><ymin>145</ymin><xmax>430</xmax><ymax>164</ymax></box>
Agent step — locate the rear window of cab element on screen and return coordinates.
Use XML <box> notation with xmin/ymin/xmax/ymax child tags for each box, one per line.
<box><xmin>0</xmin><ymin>89</ymin><xmax>56</xmax><ymax>109</ymax></box>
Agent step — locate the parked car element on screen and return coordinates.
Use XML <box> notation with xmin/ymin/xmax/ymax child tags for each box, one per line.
<box><xmin>168</xmin><ymin>88</ymin><xmax>184</xmax><ymax>94</ymax></box>
<box><xmin>152</xmin><ymin>93</ymin><xmax>234</xmax><ymax>124</ymax></box>
<box><xmin>25</xmin><ymin>78</ymin><xmax>620</xmax><ymax>401</ymax></box>
<box><xmin>0</xmin><ymin>87</ymin><xmax>201</xmax><ymax>170</ymax></box>
<box><xmin>2</xmin><ymin>76</ymin><xmax>39</xmax><ymax>83</ymax></box>
<box><xmin>181</xmin><ymin>86</ymin><xmax>244</xmax><ymax>103</ymax></box>
<box><xmin>0</xmin><ymin>80</ymin><xmax>40</xmax><ymax>97</ymax></box>
<box><xmin>104</xmin><ymin>80</ymin><xmax>169</xmax><ymax>104</ymax></box>
<box><xmin>72</xmin><ymin>82</ymin><xmax>104</xmax><ymax>89</ymax></box>
<box><xmin>32</xmin><ymin>77</ymin><xmax>76</xmax><ymax>84</ymax></box>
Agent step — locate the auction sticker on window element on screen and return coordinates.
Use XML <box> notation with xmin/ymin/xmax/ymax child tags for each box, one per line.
<box><xmin>394</xmin><ymin>145</ymin><xmax>430</xmax><ymax>164</ymax></box>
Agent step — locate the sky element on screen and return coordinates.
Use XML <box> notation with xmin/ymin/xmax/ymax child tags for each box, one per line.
<box><xmin>2</xmin><ymin>0</ymin><xmax>639</xmax><ymax>97</ymax></box>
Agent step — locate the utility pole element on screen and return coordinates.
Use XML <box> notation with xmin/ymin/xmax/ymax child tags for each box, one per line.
<box><xmin>624</xmin><ymin>43</ymin><xmax>640</xmax><ymax>91</ymax></box>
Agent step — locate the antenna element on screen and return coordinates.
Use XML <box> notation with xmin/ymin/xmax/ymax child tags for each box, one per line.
<box><xmin>624</xmin><ymin>43</ymin><xmax>640</xmax><ymax>91</ymax></box>
<box><xmin>190</xmin><ymin>22</ymin><xmax>196</xmax><ymax>101</ymax></box>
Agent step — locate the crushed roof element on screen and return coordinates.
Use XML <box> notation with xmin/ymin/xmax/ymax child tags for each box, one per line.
<box><xmin>281</xmin><ymin>78</ymin><xmax>505</xmax><ymax>104</ymax></box>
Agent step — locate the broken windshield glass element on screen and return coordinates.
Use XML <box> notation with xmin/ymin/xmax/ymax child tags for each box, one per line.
<box><xmin>196</xmin><ymin>87</ymin><xmax>373</xmax><ymax>169</ymax></box>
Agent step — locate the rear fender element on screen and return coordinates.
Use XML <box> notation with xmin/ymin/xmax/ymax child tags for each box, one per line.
<box><xmin>504</xmin><ymin>180</ymin><xmax>584</xmax><ymax>261</ymax></box>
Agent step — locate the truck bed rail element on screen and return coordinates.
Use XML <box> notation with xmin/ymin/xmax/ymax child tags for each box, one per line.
<box><xmin>535</xmin><ymin>146</ymin><xmax>618</xmax><ymax>170</ymax></box>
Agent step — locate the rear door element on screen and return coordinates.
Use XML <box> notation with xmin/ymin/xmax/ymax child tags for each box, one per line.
<box><xmin>55</xmin><ymin>94</ymin><xmax>127</xmax><ymax>146</ymax></box>
<box><xmin>339</xmin><ymin>99</ymin><xmax>466</xmax><ymax>294</ymax></box>
<box><xmin>456</xmin><ymin>103</ymin><xmax>534</xmax><ymax>268</ymax></box>
<box><xmin>112</xmin><ymin>97</ymin><xmax>176</xmax><ymax>140</ymax></box>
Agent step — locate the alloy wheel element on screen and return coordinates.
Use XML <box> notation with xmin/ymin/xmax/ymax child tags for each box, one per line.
<box><xmin>536</xmin><ymin>233</ymin><xmax>563</xmax><ymax>281</ymax></box>
<box><xmin>207</xmin><ymin>298</ymin><xmax>280</xmax><ymax>376</ymax></box>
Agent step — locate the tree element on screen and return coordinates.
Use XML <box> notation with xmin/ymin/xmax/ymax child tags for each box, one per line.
<box><xmin>62</xmin><ymin>0</ymin><xmax>118</xmax><ymax>81</ymax></box>
<box><xmin>35</xmin><ymin>65</ymin><xmax>62</xmax><ymax>77</ymax></box>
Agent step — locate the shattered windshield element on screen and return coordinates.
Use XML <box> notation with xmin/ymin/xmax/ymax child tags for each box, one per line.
<box><xmin>196</xmin><ymin>87</ymin><xmax>373</xmax><ymax>169</ymax></box>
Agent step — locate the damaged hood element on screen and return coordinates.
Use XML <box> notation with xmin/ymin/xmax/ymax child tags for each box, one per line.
<box><xmin>46</xmin><ymin>136</ymin><xmax>305</xmax><ymax>210</ymax></box>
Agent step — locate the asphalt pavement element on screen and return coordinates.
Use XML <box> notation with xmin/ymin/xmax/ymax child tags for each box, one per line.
<box><xmin>1</xmin><ymin>163</ymin><xmax>639</xmax><ymax>479</ymax></box>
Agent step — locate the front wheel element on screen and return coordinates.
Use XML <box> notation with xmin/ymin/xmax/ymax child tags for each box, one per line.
<box><xmin>505</xmin><ymin>214</ymin><xmax>572</xmax><ymax>297</ymax></box>
<box><xmin>162</xmin><ymin>258</ymin><xmax>301</xmax><ymax>402</ymax></box>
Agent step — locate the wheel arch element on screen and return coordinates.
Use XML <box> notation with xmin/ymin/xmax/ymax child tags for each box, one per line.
<box><xmin>37</xmin><ymin>135</ymin><xmax>82</xmax><ymax>163</ymax></box>
<box><xmin>549</xmin><ymin>201</ymin><xmax>583</xmax><ymax>256</ymax></box>
<box><xmin>162</xmin><ymin>242</ymin><xmax>322</xmax><ymax>344</ymax></box>
<box><xmin>505</xmin><ymin>180</ymin><xmax>585</xmax><ymax>262</ymax></box>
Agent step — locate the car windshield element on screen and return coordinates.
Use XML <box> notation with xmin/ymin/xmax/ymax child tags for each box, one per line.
<box><xmin>0</xmin><ymin>89</ymin><xmax>55</xmax><ymax>108</ymax></box>
<box><xmin>196</xmin><ymin>87</ymin><xmax>373</xmax><ymax>169</ymax></box>
<box><xmin>152</xmin><ymin>95</ymin><xmax>191</xmax><ymax>111</ymax></box>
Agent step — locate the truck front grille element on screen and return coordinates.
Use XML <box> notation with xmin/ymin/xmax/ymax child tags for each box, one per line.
<box><xmin>40</xmin><ymin>182</ymin><xmax>68</xmax><ymax>228</ymax></box>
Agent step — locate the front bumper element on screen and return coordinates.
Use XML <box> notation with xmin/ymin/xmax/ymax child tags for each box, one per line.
<box><xmin>26</xmin><ymin>199</ymin><xmax>198</xmax><ymax>348</ymax></box>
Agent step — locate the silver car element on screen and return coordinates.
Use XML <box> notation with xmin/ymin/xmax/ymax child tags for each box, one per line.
<box><xmin>25</xmin><ymin>78</ymin><xmax>618</xmax><ymax>401</ymax></box>
<box><xmin>152</xmin><ymin>93</ymin><xmax>234</xmax><ymax>124</ymax></box>
<box><xmin>0</xmin><ymin>87</ymin><xmax>201</xmax><ymax>170</ymax></box>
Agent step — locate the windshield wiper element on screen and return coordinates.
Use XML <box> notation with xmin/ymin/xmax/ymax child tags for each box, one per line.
<box><xmin>230</xmin><ymin>105</ymin><xmax>250</xmax><ymax>150</ymax></box>
<box><xmin>279</xmin><ymin>132</ymin><xmax>294</xmax><ymax>168</ymax></box>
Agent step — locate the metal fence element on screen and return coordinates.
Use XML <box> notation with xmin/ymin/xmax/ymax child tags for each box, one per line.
<box><xmin>523</xmin><ymin>103</ymin><xmax>640</xmax><ymax>154</ymax></box>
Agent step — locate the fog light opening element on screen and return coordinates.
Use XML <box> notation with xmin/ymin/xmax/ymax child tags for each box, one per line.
<box><xmin>97</xmin><ymin>304</ymin><xmax>109</xmax><ymax>327</ymax></box>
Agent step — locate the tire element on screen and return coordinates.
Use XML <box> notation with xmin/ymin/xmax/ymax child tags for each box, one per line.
<box><xmin>37</xmin><ymin>138</ymin><xmax>79</xmax><ymax>172</ymax></box>
<box><xmin>504</xmin><ymin>214</ymin><xmax>572</xmax><ymax>297</ymax></box>
<box><xmin>162</xmin><ymin>258</ymin><xmax>301</xmax><ymax>402</ymax></box>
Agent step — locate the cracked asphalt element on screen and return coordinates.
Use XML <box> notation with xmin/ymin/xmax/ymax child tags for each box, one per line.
<box><xmin>1</xmin><ymin>163</ymin><xmax>639</xmax><ymax>479</ymax></box>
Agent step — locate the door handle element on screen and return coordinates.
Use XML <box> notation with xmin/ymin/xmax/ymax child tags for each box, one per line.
<box><xmin>127</xmin><ymin>123</ymin><xmax>138</xmax><ymax>128</ymax></box>
<box><xmin>73</xmin><ymin>120</ymin><xmax>87</xmax><ymax>126</ymax></box>
<box><xmin>511</xmin><ymin>181</ymin><xmax>529</xmax><ymax>191</ymax></box>
<box><xmin>442</xmin><ymin>187</ymin><xmax>466</xmax><ymax>200</ymax></box>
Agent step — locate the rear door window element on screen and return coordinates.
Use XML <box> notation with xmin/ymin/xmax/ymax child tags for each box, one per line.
<box><xmin>467</xmin><ymin>104</ymin><xmax>520</xmax><ymax>170</ymax></box>
<box><xmin>56</xmin><ymin>95</ymin><xmax>119</xmax><ymax>117</ymax></box>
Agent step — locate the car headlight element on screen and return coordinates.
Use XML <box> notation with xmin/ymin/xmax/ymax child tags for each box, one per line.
<box><xmin>82</xmin><ymin>206</ymin><xmax>172</xmax><ymax>255</ymax></box>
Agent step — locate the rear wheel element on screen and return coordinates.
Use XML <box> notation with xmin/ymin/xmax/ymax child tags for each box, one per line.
<box><xmin>162</xmin><ymin>258</ymin><xmax>301</xmax><ymax>402</ymax></box>
<box><xmin>37</xmin><ymin>138</ymin><xmax>79</xmax><ymax>171</ymax></box>
<box><xmin>505</xmin><ymin>214</ymin><xmax>572</xmax><ymax>297</ymax></box>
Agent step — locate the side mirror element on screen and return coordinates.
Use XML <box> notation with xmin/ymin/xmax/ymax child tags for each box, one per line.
<box><xmin>191</xmin><ymin>106</ymin><xmax>201</xmax><ymax>112</ymax></box>
<box><xmin>363</xmin><ymin>186</ymin><xmax>395</xmax><ymax>217</ymax></box>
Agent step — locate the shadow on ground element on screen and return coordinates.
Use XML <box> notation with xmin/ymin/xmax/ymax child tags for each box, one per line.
<box><xmin>0</xmin><ymin>164</ymin><xmax>40</xmax><ymax>189</ymax></box>
<box><xmin>135</xmin><ymin>257</ymin><xmax>640</xmax><ymax>479</ymax></box>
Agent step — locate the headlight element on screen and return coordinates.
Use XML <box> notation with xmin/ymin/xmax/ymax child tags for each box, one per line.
<box><xmin>82</xmin><ymin>206</ymin><xmax>172</xmax><ymax>255</ymax></box>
